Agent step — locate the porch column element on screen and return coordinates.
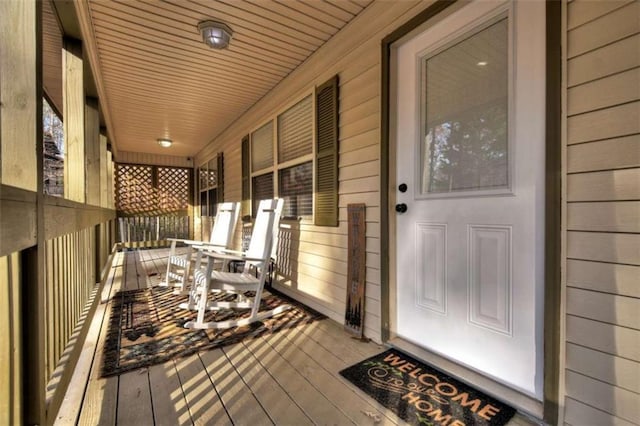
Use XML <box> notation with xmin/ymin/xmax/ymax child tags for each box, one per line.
<box><xmin>63</xmin><ymin>38</ymin><xmax>85</xmax><ymax>203</ymax></box>
<box><xmin>99</xmin><ymin>131</ymin><xmax>108</xmax><ymax>208</ymax></box>
<box><xmin>107</xmin><ymin>150</ymin><xmax>114</xmax><ymax>210</ymax></box>
<box><xmin>85</xmin><ymin>97</ymin><xmax>100</xmax><ymax>206</ymax></box>
<box><xmin>1</xmin><ymin>2</ymin><xmax>44</xmax><ymax>424</ymax></box>
<box><xmin>0</xmin><ymin>0</ymin><xmax>38</xmax><ymax>191</ymax></box>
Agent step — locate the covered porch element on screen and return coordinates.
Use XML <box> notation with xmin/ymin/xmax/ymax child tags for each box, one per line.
<box><xmin>1</xmin><ymin>0</ymin><xmax>638</xmax><ymax>425</ymax></box>
<box><xmin>54</xmin><ymin>248</ymin><xmax>535</xmax><ymax>425</ymax></box>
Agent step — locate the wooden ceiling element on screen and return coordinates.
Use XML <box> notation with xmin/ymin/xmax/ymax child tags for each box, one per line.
<box><xmin>64</xmin><ymin>0</ymin><xmax>373</xmax><ymax>157</ymax></box>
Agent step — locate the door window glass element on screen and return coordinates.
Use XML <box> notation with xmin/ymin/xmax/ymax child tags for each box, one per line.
<box><xmin>421</xmin><ymin>18</ymin><xmax>509</xmax><ymax>195</ymax></box>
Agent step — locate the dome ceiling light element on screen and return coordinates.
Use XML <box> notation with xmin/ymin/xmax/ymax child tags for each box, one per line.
<box><xmin>198</xmin><ymin>20</ymin><xmax>233</xmax><ymax>50</ymax></box>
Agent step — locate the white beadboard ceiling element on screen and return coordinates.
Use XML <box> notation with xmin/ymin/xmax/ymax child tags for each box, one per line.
<box><xmin>72</xmin><ymin>0</ymin><xmax>373</xmax><ymax>158</ymax></box>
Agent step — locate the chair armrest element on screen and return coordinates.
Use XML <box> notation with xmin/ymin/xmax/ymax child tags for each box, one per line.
<box><xmin>200</xmin><ymin>251</ymin><xmax>263</xmax><ymax>263</ymax></box>
<box><xmin>192</xmin><ymin>241</ymin><xmax>226</xmax><ymax>248</ymax></box>
<box><xmin>167</xmin><ymin>238</ymin><xmax>203</xmax><ymax>247</ymax></box>
<box><xmin>217</xmin><ymin>248</ymin><xmax>245</xmax><ymax>255</ymax></box>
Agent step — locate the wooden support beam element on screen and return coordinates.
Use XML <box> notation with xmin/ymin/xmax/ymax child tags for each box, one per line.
<box><xmin>107</xmin><ymin>151</ymin><xmax>114</xmax><ymax>209</ymax></box>
<box><xmin>0</xmin><ymin>186</ymin><xmax>37</xmax><ymax>257</ymax></box>
<box><xmin>0</xmin><ymin>0</ymin><xmax>38</xmax><ymax>191</ymax></box>
<box><xmin>85</xmin><ymin>97</ymin><xmax>100</xmax><ymax>206</ymax></box>
<box><xmin>63</xmin><ymin>38</ymin><xmax>85</xmax><ymax>203</ymax></box>
<box><xmin>99</xmin><ymin>132</ymin><xmax>108</xmax><ymax>208</ymax></box>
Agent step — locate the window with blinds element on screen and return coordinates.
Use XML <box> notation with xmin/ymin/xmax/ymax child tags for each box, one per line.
<box><xmin>251</xmin><ymin>173</ymin><xmax>274</xmax><ymax>217</ymax></box>
<box><xmin>198</xmin><ymin>153</ymin><xmax>223</xmax><ymax>218</ymax></box>
<box><xmin>279</xmin><ymin>162</ymin><xmax>312</xmax><ymax>217</ymax></box>
<box><xmin>276</xmin><ymin>94</ymin><xmax>313</xmax><ymax>217</ymax></box>
<box><xmin>278</xmin><ymin>95</ymin><xmax>313</xmax><ymax>164</ymax></box>
<box><xmin>251</xmin><ymin>121</ymin><xmax>273</xmax><ymax>173</ymax></box>
<box><xmin>242</xmin><ymin>76</ymin><xmax>338</xmax><ymax>224</ymax></box>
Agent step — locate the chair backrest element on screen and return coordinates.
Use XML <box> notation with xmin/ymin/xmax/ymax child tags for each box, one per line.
<box><xmin>208</xmin><ymin>202</ymin><xmax>240</xmax><ymax>248</ymax></box>
<box><xmin>245</xmin><ymin>198</ymin><xmax>284</xmax><ymax>268</ymax></box>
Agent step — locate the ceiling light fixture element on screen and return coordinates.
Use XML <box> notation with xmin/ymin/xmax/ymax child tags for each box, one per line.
<box><xmin>157</xmin><ymin>138</ymin><xmax>172</xmax><ymax>148</ymax></box>
<box><xmin>198</xmin><ymin>20</ymin><xmax>233</xmax><ymax>50</ymax></box>
<box><xmin>477</xmin><ymin>61</ymin><xmax>488</xmax><ymax>67</ymax></box>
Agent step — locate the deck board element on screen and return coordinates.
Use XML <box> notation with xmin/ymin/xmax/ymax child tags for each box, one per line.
<box><xmin>148</xmin><ymin>361</ymin><xmax>191</xmax><ymax>426</ymax></box>
<box><xmin>117</xmin><ymin>369</ymin><xmax>154</xmax><ymax>424</ymax></box>
<box><xmin>222</xmin><ymin>341</ymin><xmax>313</xmax><ymax>425</ymax></box>
<box><xmin>174</xmin><ymin>354</ymin><xmax>231</xmax><ymax>425</ymax></box>
<box><xmin>61</xmin><ymin>248</ymin><xmax>537</xmax><ymax>426</ymax></box>
<box><xmin>277</xmin><ymin>322</ymin><xmax>403</xmax><ymax>425</ymax></box>
<box><xmin>243</xmin><ymin>335</ymin><xmax>354</xmax><ymax>424</ymax></box>
<box><xmin>199</xmin><ymin>348</ymin><xmax>274</xmax><ymax>425</ymax></box>
<box><xmin>264</xmin><ymin>328</ymin><xmax>398</xmax><ymax>425</ymax></box>
<box><xmin>76</xmin><ymin>252</ymin><xmax>123</xmax><ymax>426</ymax></box>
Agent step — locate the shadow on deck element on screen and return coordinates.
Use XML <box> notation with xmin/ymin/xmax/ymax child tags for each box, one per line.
<box><xmin>54</xmin><ymin>248</ymin><xmax>395</xmax><ymax>425</ymax></box>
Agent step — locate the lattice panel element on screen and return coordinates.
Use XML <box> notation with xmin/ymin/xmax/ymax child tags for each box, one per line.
<box><xmin>158</xmin><ymin>167</ymin><xmax>189</xmax><ymax>211</ymax></box>
<box><xmin>116</xmin><ymin>164</ymin><xmax>155</xmax><ymax>214</ymax></box>
<box><xmin>116</xmin><ymin>164</ymin><xmax>191</xmax><ymax>215</ymax></box>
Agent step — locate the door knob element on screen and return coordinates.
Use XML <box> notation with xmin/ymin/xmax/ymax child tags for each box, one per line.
<box><xmin>395</xmin><ymin>203</ymin><xmax>408</xmax><ymax>213</ymax></box>
<box><xmin>398</xmin><ymin>183</ymin><xmax>408</xmax><ymax>193</ymax></box>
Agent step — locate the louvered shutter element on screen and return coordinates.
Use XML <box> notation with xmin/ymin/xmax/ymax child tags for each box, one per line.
<box><xmin>314</xmin><ymin>75</ymin><xmax>339</xmax><ymax>226</ymax></box>
<box><xmin>216</xmin><ymin>152</ymin><xmax>224</xmax><ymax>204</ymax></box>
<box><xmin>241</xmin><ymin>135</ymin><xmax>250</xmax><ymax>217</ymax></box>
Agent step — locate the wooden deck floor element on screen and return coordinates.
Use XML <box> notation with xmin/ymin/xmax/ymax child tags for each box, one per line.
<box><xmin>55</xmin><ymin>248</ymin><xmax>538</xmax><ymax>426</ymax></box>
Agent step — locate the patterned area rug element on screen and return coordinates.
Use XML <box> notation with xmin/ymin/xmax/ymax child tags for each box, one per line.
<box><xmin>101</xmin><ymin>287</ymin><xmax>324</xmax><ymax>377</ymax></box>
<box><xmin>340</xmin><ymin>349</ymin><xmax>517</xmax><ymax>426</ymax></box>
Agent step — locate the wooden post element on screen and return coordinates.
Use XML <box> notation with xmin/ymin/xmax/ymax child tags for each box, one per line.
<box><xmin>99</xmin><ymin>132</ymin><xmax>108</xmax><ymax>208</ymax></box>
<box><xmin>0</xmin><ymin>0</ymin><xmax>45</xmax><ymax>423</ymax></box>
<box><xmin>107</xmin><ymin>151</ymin><xmax>114</xmax><ymax>209</ymax></box>
<box><xmin>85</xmin><ymin>97</ymin><xmax>100</xmax><ymax>206</ymax></box>
<box><xmin>63</xmin><ymin>37</ymin><xmax>85</xmax><ymax>203</ymax></box>
<box><xmin>0</xmin><ymin>0</ymin><xmax>38</xmax><ymax>191</ymax></box>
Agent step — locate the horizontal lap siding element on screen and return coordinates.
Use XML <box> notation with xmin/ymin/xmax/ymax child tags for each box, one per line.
<box><xmin>194</xmin><ymin>1</ymin><xmax>434</xmax><ymax>343</ymax></box>
<box><xmin>564</xmin><ymin>1</ymin><xmax>640</xmax><ymax>424</ymax></box>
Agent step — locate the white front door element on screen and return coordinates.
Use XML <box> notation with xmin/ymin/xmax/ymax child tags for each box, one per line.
<box><xmin>393</xmin><ymin>0</ymin><xmax>545</xmax><ymax>398</ymax></box>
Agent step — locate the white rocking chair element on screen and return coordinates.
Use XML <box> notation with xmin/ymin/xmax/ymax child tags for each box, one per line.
<box><xmin>161</xmin><ymin>202</ymin><xmax>240</xmax><ymax>294</ymax></box>
<box><xmin>182</xmin><ymin>198</ymin><xmax>288</xmax><ymax>330</ymax></box>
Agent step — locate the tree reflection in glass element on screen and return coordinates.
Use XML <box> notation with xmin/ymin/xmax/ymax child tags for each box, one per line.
<box><xmin>421</xmin><ymin>18</ymin><xmax>509</xmax><ymax>195</ymax></box>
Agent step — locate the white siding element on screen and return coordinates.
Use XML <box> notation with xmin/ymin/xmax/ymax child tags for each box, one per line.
<box><xmin>564</xmin><ymin>1</ymin><xmax>640</xmax><ymax>424</ymax></box>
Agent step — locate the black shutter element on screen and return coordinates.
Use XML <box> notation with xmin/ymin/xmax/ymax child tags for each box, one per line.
<box><xmin>315</xmin><ymin>75</ymin><xmax>339</xmax><ymax>226</ymax></box>
<box><xmin>216</xmin><ymin>152</ymin><xmax>224</xmax><ymax>204</ymax></box>
<box><xmin>241</xmin><ymin>135</ymin><xmax>250</xmax><ymax>217</ymax></box>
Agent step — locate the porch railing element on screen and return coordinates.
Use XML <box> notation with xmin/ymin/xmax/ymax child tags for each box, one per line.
<box><xmin>118</xmin><ymin>215</ymin><xmax>190</xmax><ymax>248</ymax></box>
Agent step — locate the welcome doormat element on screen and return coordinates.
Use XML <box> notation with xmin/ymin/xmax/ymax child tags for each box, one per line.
<box><xmin>340</xmin><ymin>349</ymin><xmax>516</xmax><ymax>426</ymax></box>
<box><xmin>101</xmin><ymin>287</ymin><xmax>324</xmax><ymax>377</ymax></box>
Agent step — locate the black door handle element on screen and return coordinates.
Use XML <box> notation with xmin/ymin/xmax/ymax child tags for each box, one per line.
<box><xmin>395</xmin><ymin>203</ymin><xmax>407</xmax><ymax>213</ymax></box>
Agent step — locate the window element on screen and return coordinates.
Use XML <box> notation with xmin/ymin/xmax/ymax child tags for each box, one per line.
<box><xmin>247</xmin><ymin>94</ymin><xmax>315</xmax><ymax>219</ymax></box>
<box><xmin>420</xmin><ymin>18</ymin><xmax>509</xmax><ymax>196</ymax></box>
<box><xmin>242</xmin><ymin>76</ymin><xmax>338</xmax><ymax>225</ymax></box>
<box><xmin>198</xmin><ymin>154</ymin><xmax>223</xmax><ymax>218</ymax></box>
<box><xmin>279</xmin><ymin>162</ymin><xmax>312</xmax><ymax>217</ymax></box>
